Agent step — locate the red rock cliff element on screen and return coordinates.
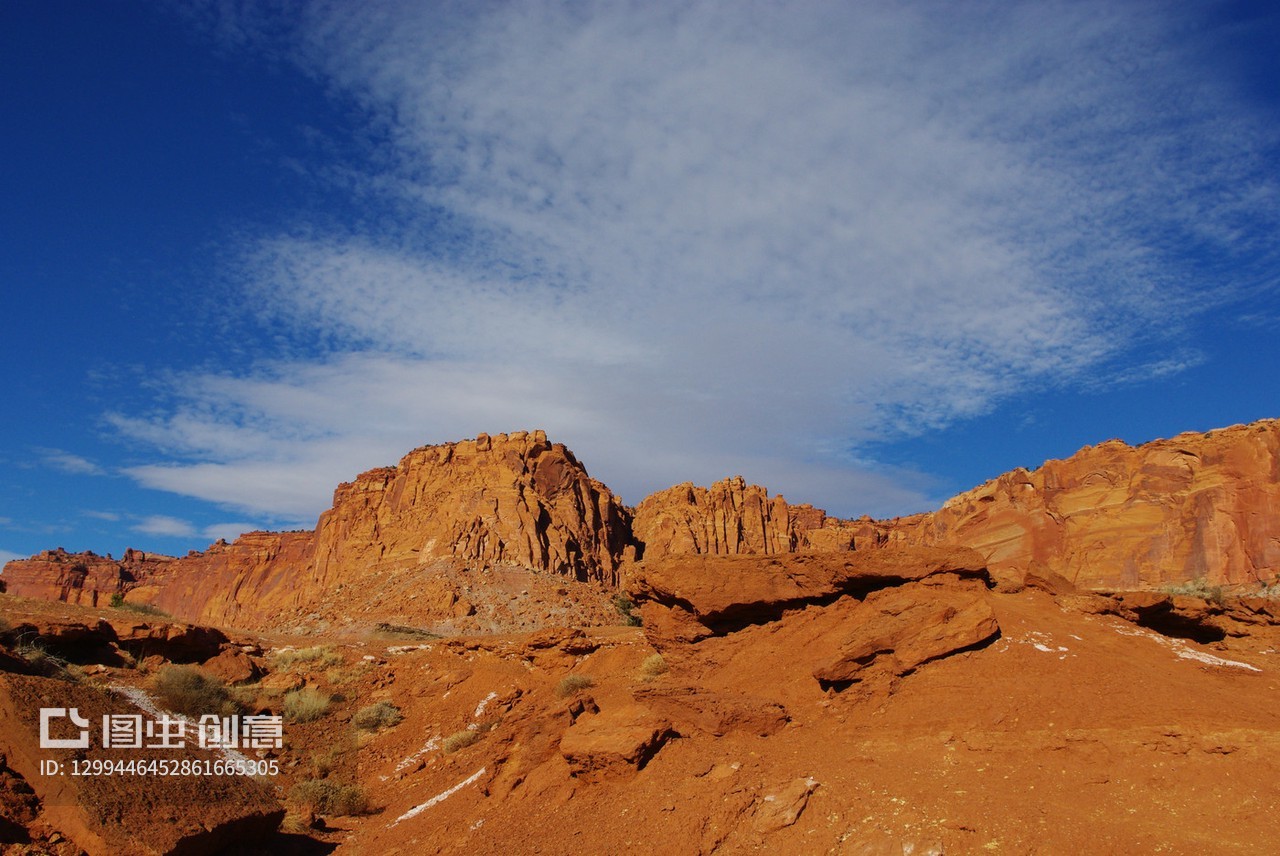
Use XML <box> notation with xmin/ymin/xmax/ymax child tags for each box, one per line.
<box><xmin>3</xmin><ymin>431</ymin><xmax>634</xmax><ymax>629</ymax></box>
<box><xmin>631</xmin><ymin>476</ymin><xmax>864</xmax><ymax>558</ymax></box>
<box><xmin>0</xmin><ymin>548</ymin><xmax>174</xmax><ymax>607</ymax></box>
<box><xmin>309</xmin><ymin>430</ymin><xmax>633</xmax><ymax>588</ymax></box>
<box><xmin>869</xmin><ymin>420</ymin><xmax>1280</xmax><ymax>590</ymax></box>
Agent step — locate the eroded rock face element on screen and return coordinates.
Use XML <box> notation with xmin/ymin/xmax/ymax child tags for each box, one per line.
<box><xmin>311</xmin><ymin>430</ymin><xmax>634</xmax><ymax>588</ymax></box>
<box><xmin>632</xmin><ymin>477</ymin><xmax>857</xmax><ymax>558</ymax></box>
<box><xmin>625</xmin><ymin>545</ymin><xmax>1001</xmax><ymax>701</ymax></box>
<box><xmin>0</xmin><ymin>548</ymin><xmax>174</xmax><ymax>607</ymax></box>
<box><xmin>2</xmin><ymin>431</ymin><xmax>635</xmax><ymax>630</ymax></box>
<box><xmin>870</xmin><ymin>420</ymin><xmax>1280</xmax><ymax>590</ymax></box>
<box><xmin>625</xmin><ymin>545</ymin><xmax>990</xmax><ymax>641</ymax></box>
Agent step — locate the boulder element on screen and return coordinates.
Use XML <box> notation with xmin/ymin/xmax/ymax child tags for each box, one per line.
<box><xmin>811</xmin><ymin>580</ymin><xmax>1000</xmax><ymax>688</ymax></box>
<box><xmin>559</xmin><ymin>705</ymin><xmax>673</xmax><ymax>779</ymax></box>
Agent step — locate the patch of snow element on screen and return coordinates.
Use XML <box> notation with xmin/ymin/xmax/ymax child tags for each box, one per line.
<box><xmin>474</xmin><ymin>691</ymin><xmax>498</xmax><ymax>719</ymax></box>
<box><xmin>392</xmin><ymin>767</ymin><xmax>486</xmax><ymax>825</ymax></box>
<box><xmin>395</xmin><ymin>736</ymin><xmax>440</xmax><ymax>773</ymax></box>
<box><xmin>1109</xmin><ymin>623</ymin><xmax>1262</xmax><ymax>671</ymax></box>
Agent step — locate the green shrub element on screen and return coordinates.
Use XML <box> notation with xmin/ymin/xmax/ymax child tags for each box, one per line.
<box><xmin>1158</xmin><ymin>578</ymin><xmax>1226</xmax><ymax>605</ymax></box>
<box><xmin>153</xmin><ymin>665</ymin><xmax>237</xmax><ymax>717</ymax></box>
<box><xmin>111</xmin><ymin>598</ymin><xmax>170</xmax><ymax>617</ymax></box>
<box><xmin>637</xmin><ymin>653</ymin><xmax>668</xmax><ymax>681</ymax></box>
<box><xmin>441</xmin><ymin>729</ymin><xmax>481</xmax><ymax>754</ymax></box>
<box><xmin>289</xmin><ymin>779</ymin><xmax>368</xmax><ymax>816</ymax></box>
<box><xmin>353</xmin><ymin>701</ymin><xmax>403</xmax><ymax>732</ymax></box>
<box><xmin>282</xmin><ymin>687</ymin><xmax>331</xmax><ymax>722</ymax></box>
<box><xmin>555</xmin><ymin>674</ymin><xmax>595</xmax><ymax>698</ymax></box>
<box><xmin>614</xmin><ymin>595</ymin><xmax>642</xmax><ymax>627</ymax></box>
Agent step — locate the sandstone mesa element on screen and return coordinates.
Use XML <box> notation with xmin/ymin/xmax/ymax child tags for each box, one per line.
<box><xmin>5</xmin><ymin>419</ymin><xmax>1279</xmax><ymax>630</ymax></box>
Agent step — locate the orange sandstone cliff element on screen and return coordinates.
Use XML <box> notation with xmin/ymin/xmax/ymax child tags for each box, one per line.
<box><xmin>870</xmin><ymin>419</ymin><xmax>1280</xmax><ymax>590</ymax></box>
<box><xmin>2</xmin><ymin>431</ymin><xmax>632</xmax><ymax>629</ymax></box>
<box><xmin>3</xmin><ymin>420</ymin><xmax>1279</xmax><ymax>631</ymax></box>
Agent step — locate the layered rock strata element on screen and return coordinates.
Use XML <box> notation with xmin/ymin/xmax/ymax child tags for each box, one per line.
<box><xmin>870</xmin><ymin>420</ymin><xmax>1280</xmax><ymax>590</ymax></box>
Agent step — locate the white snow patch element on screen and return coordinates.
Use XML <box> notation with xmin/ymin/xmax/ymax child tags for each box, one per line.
<box><xmin>395</xmin><ymin>735</ymin><xmax>440</xmax><ymax>773</ymax></box>
<box><xmin>393</xmin><ymin>767</ymin><xmax>486</xmax><ymax>825</ymax></box>
<box><xmin>1109</xmin><ymin>623</ymin><xmax>1262</xmax><ymax>672</ymax></box>
<box><xmin>474</xmin><ymin>691</ymin><xmax>498</xmax><ymax>719</ymax></box>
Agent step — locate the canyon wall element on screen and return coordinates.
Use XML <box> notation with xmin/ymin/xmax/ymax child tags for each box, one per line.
<box><xmin>870</xmin><ymin>420</ymin><xmax>1280</xmax><ymax>589</ymax></box>
<box><xmin>3</xmin><ymin>421</ymin><xmax>1278</xmax><ymax>631</ymax></box>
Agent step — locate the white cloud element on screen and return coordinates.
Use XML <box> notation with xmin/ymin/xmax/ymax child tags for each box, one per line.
<box><xmin>121</xmin><ymin>1</ymin><xmax>1279</xmax><ymax>520</ymax></box>
<box><xmin>40</xmin><ymin>449</ymin><xmax>105</xmax><ymax>477</ymax></box>
<box><xmin>132</xmin><ymin>515</ymin><xmax>198</xmax><ymax>538</ymax></box>
<box><xmin>83</xmin><ymin>510</ymin><xmax>122</xmax><ymax>522</ymax></box>
<box><xmin>202</xmin><ymin>522</ymin><xmax>260</xmax><ymax>543</ymax></box>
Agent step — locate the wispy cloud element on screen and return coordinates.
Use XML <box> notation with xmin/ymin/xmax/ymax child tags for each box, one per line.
<box><xmin>121</xmin><ymin>1</ymin><xmax>1278</xmax><ymax>520</ymax></box>
<box><xmin>40</xmin><ymin>449</ymin><xmax>106</xmax><ymax>477</ymax></box>
<box><xmin>133</xmin><ymin>515</ymin><xmax>198</xmax><ymax>538</ymax></box>
<box><xmin>202</xmin><ymin>522</ymin><xmax>259</xmax><ymax>543</ymax></box>
<box><xmin>0</xmin><ymin>550</ymin><xmax>25</xmax><ymax>566</ymax></box>
<box><xmin>83</xmin><ymin>510</ymin><xmax>122</xmax><ymax>522</ymax></box>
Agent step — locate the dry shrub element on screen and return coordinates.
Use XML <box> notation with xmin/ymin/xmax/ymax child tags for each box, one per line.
<box><xmin>290</xmin><ymin>779</ymin><xmax>368</xmax><ymax>816</ymax></box>
<box><xmin>272</xmin><ymin>646</ymin><xmax>342</xmax><ymax>670</ymax></box>
<box><xmin>283</xmin><ymin>687</ymin><xmax>331</xmax><ymax>722</ymax></box>
<box><xmin>555</xmin><ymin>674</ymin><xmax>595</xmax><ymax>698</ymax></box>
<box><xmin>153</xmin><ymin>665</ymin><xmax>237</xmax><ymax>717</ymax></box>
<box><xmin>637</xmin><ymin>654</ymin><xmax>667</xmax><ymax>681</ymax></box>
<box><xmin>353</xmin><ymin>701</ymin><xmax>403</xmax><ymax>732</ymax></box>
<box><xmin>442</xmin><ymin>729</ymin><xmax>481</xmax><ymax>754</ymax></box>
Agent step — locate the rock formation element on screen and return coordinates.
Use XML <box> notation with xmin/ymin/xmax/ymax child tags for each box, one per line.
<box><xmin>631</xmin><ymin>476</ymin><xmax>856</xmax><ymax>558</ymax></box>
<box><xmin>309</xmin><ymin>430</ymin><xmax>633</xmax><ymax>588</ymax></box>
<box><xmin>4</xmin><ymin>421</ymin><xmax>1280</xmax><ymax>632</ymax></box>
<box><xmin>3</xmin><ymin>431</ymin><xmax>634</xmax><ymax>629</ymax></box>
<box><xmin>0</xmin><ymin>548</ymin><xmax>174</xmax><ymax>608</ymax></box>
<box><xmin>868</xmin><ymin>419</ymin><xmax>1280</xmax><ymax>590</ymax></box>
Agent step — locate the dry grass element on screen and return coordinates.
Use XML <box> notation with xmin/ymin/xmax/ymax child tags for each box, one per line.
<box><xmin>637</xmin><ymin>653</ymin><xmax>668</xmax><ymax>681</ymax></box>
<box><xmin>282</xmin><ymin>687</ymin><xmax>331</xmax><ymax>722</ymax></box>
<box><xmin>272</xmin><ymin>646</ymin><xmax>343</xmax><ymax>670</ymax></box>
<box><xmin>555</xmin><ymin>674</ymin><xmax>595</xmax><ymax>698</ymax></box>
<box><xmin>153</xmin><ymin>665</ymin><xmax>237</xmax><ymax>717</ymax></box>
<box><xmin>289</xmin><ymin>779</ymin><xmax>368</xmax><ymax>816</ymax></box>
<box><xmin>442</xmin><ymin>729</ymin><xmax>482</xmax><ymax>754</ymax></box>
<box><xmin>353</xmin><ymin>701</ymin><xmax>403</xmax><ymax>732</ymax></box>
<box><xmin>1159</xmin><ymin>577</ymin><xmax>1227</xmax><ymax>605</ymax></box>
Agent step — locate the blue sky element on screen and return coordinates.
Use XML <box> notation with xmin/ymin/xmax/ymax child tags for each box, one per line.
<box><xmin>2</xmin><ymin>0</ymin><xmax>1278</xmax><ymax>564</ymax></box>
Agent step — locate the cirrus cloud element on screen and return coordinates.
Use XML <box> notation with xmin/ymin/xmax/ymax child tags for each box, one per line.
<box><xmin>119</xmin><ymin>0</ymin><xmax>1279</xmax><ymax>520</ymax></box>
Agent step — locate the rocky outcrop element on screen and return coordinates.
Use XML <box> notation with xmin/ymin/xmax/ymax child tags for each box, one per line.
<box><xmin>310</xmin><ymin>430</ymin><xmax>633</xmax><ymax>588</ymax></box>
<box><xmin>632</xmin><ymin>476</ymin><xmax>857</xmax><ymax>558</ymax></box>
<box><xmin>624</xmin><ymin>545</ymin><xmax>1001</xmax><ymax>699</ymax></box>
<box><xmin>2</xmin><ymin>431</ymin><xmax>635</xmax><ymax>630</ymax></box>
<box><xmin>0</xmin><ymin>548</ymin><xmax>174</xmax><ymax>607</ymax></box>
<box><xmin>625</xmin><ymin>545</ymin><xmax>990</xmax><ymax>641</ymax></box>
<box><xmin>869</xmin><ymin>420</ymin><xmax>1280</xmax><ymax>590</ymax></box>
